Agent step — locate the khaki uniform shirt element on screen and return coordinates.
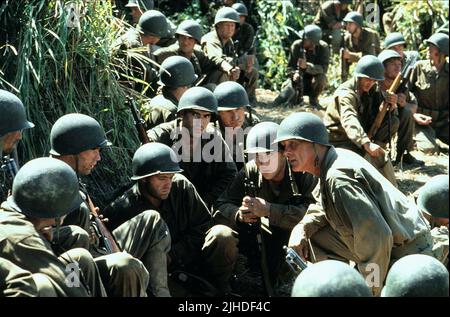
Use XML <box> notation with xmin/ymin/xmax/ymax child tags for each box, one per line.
<box><xmin>201</xmin><ymin>29</ymin><xmax>237</xmax><ymax>67</ymax></box>
<box><xmin>314</xmin><ymin>0</ymin><xmax>350</xmax><ymax>31</ymax></box>
<box><xmin>143</xmin><ymin>89</ymin><xmax>178</xmax><ymax>129</ymax></box>
<box><xmin>344</xmin><ymin>27</ymin><xmax>381</xmax><ymax>63</ymax></box>
<box><xmin>0</xmin><ymin>257</ymin><xmax>38</xmax><ymax>297</ymax></box>
<box><xmin>287</xmin><ymin>39</ymin><xmax>330</xmax><ymax>77</ymax></box>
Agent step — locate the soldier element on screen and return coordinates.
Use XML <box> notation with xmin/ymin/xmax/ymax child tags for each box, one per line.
<box><xmin>214</xmin><ymin>121</ymin><xmax>320</xmax><ymax>286</ymax></box>
<box><xmin>154</xmin><ymin>20</ymin><xmax>224</xmax><ymax>87</ymax></box>
<box><xmin>103</xmin><ymin>143</ymin><xmax>238</xmax><ymax>296</ymax></box>
<box><xmin>125</xmin><ymin>0</ymin><xmax>154</xmax><ymax>26</ymax></box>
<box><xmin>409</xmin><ymin>33</ymin><xmax>449</xmax><ymax>154</ymax></box>
<box><xmin>416</xmin><ymin>175</ymin><xmax>449</xmax><ymax>265</ymax></box>
<box><xmin>313</xmin><ymin>0</ymin><xmax>351</xmax><ymax>53</ymax></box>
<box><xmin>146</xmin><ymin>86</ymin><xmax>237</xmax><ymax>208</ymax></box>
<box><xmin>383</xmin><ymin>32</ymin><xmax>420</xmax><ymax>72</ymax></box>
<box><xmin>0</xmin><ymin>90</ymin><xmax>34</xmax><ymax>203</ymax></box>
<box><xmin>278</xmin><ymin>112</ymin><xmax>434</xmax><ymax>296</ymax></box>
<box><xmin>291</xmin><ymin>260</ymin><xmax>372</xmax><ymax>297</ymax></box>
<box><xmin>324</xmin><ymin>55</ymin><xmax>398</xmax><ymax>185</ymax></box>
<box><xmin>381</xmin><ymin>254</ymin><xmax>449</xmax><ymax>297</ymax></box>
<box><xmin>144</xmin><ymin>56</ymin><xmax>198</xmax><ymax>129</ymax></box>
<box><xmin>231</xmin><ymin>2</ymin><xmax>258</xmax><ymax>103</ymax></box>
<box><xmin>114</xmin><ymin>10</ymin><xmax>170</xmax><ymax>96</ymax></box>
<box><xmin>201</xmin><ymin>7</ymin><xmax>242</xmax><ymax>88</ymax></box>
<box><xmin>341</xmin><ymin>11</ymin><xmax>381</xmax><ymax>71</ymax></box>
<box><xmin>377</xmin><ymin>49</ymin><xmax>423</xmax><ymax>166</ymax></box>
<box><xmin>213</xmin><ymin>81</ymin><xmax>259</xmax><ymax>170</ymax></box>
<box><xmin>273</xmin><ymin>24</ymin><xmax>330</xmax><ymax>108</ymax></box>
<box><xmin>49</xmin><ymin>113</ymin><xmax>169</xmax><ymax>297</ymax></box>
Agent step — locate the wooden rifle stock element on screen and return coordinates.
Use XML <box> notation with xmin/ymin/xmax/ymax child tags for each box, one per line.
<box><xmin>86</xmin><ymin>195</ymin><xmax>121</xmax><ymax>254</ymax></box>
<box><xmin>368</xmin><ymin>73</ymin><xmax>402</xmax><ymax>140</ymax></box>
<box><xmin>126</xmin><ymin>96</ymin><xmax>150</xmax><ymax>144</ymax></box>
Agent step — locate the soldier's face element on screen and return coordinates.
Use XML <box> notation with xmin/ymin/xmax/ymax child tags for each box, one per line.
<box><xmin>427</xmin><ymin>44</ymin><xmax>441</xmax><ymax>65</ymax></box>
<box><xmin>146</xmin><ymin>173</ymin><xmax>174</xmax><ymax>200</ymax></box>
<box><xmin>346</xmin><ymin>22</ymin><xmax>358</xmax><ymax>34</ymax></box>
<box><xmin>281</xmin><ymin>139</ymin><xmax>315</xmax><ymax>173</ymax></box>
<box><xmin>358</xmin><ymin>77</ymin><xmax>376</xmax><ymax>93</ymax></box>
<box><xmin>218</xmin><ymin>107</ymin><xmax>245</xmax><ymax>129</ymax></box>
<box><xmin>390</xmin><ymin>44</ymin><xmax>404</xmax><ymax>57</ymax></box>
<box><xmin>255</xmin><ymin>151</ymin><xmax>284</xmax><ymax>180</ymax></box>
<box><xmin>178</xmin><ymin>35</ymin><xmax>196</xmax><ymax>54</ymax></box>
<box><xmin>129</xmin><ymin>7</ymin><xmax>143</xmax><ymax>24</ymax></box>
<box><xmin>217</xmin><ymin>22</ymin><xmax>236</xmax><ymax>41</ymax></box>
<box><xmin>182</xmin><ymin>110</ymin><xmax>212</xmax><ymax>137</ymax></box>
<box><xmin>141</xmin><ymin>34</ymin><xmax>160</xmax><ymax>45</ymax></box>
<box><xmin>1</xmin><ymin>131</ymin><xmax>22</xmax><ymax>154</ymax></box>
<box><xmin>239</xmin><ymin>16</ymin><xmax>246</xmax><ymax>25</ymax></box>
<box><xmin>384</xmin><ymin>58</ymin><xmax>402</xmax><ymax>79</ymax></box>
<box><xmin>76</xmin><ymin>148</ymin><xmax>101</xmax><ymax>175</ymax></box>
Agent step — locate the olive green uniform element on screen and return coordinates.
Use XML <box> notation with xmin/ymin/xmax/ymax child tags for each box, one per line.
<box><xmin>274</xmin><ymin>39</ymin><xmax>329</xmax><ymax>106</ymax></box>
<box><xmin>300</xmin><ymin>147</ymin><xmax>434</xmax><ymax>296</ymax></box>
<box><xmin>0</xmin><ymin>258</ymin><xmax>41</xmax><ymax>297</ymax></box>
<box><xmin>343</xmin><ymin>27</ymin><xmax>381</xmax><ymax>68</ymax></box>
<box><xmin>103</xmin><ymin>174</ymin><xmax>238</xmax><ymax>295</ymax></box>
<box><xmin>314</xmin><ymin>0</ymin><xmax>350</xmax><ymax>51</ymax></box>
<box><xmin>409</xmin><ymin>60</ymin><xmax>449</xmax><ymax>153</ymax></box>
<box><xmin>147</xmin><ymin>119</ymin><xmax>237</xmax><ymax>208</ymax></box>
<box><xmin>325</xmin><ymin>77</ymin><xmax>398</xmax><ymax>185</ymax></box>
<box><xmin>142</xmin><ymin>88</ymin><xmax>179</xmax><ymax>129</ymax></box>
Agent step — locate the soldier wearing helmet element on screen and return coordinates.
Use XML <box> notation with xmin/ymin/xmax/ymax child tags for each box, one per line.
<box><xmin>103</xmin><ymin>142</ymin><xmax>238</xmax><ymax>296</ymax></box>
<box><xmin>144</xmin><ymin>56</ymin><xmax>198</xmax><ymax>128</ymax></box>
<box><xmin>213</xmin><ymin>81</ymin><xmax>259</xmax><ymax>170</ymax></box>
<box><xmin>125</xmin><ymin>0</ymin><xmax>154</xmax><ymax>26</ymax></box>
<box><xmin>277</xmin><ymin>112</ymin><xmax>435</xmax><ymax>296</ymax></box>
<box><xmin>214</xmin><ymin>121</ymin><xmax>320</xmax><ymax>287</ymax></box>
<box><xmin>383</xmin><ymin>32</ymin><xmax>420</xmax><ymax>72</ymax></box>
<box><xmin>324</xmin><ymin>55</ymin><xmax>399</xmax><ymax>185</ymax></box>
<box><xmin>147</xmin><ymin>86</ymin><xmax>237</xmax><ymax>208</ymax></box>
<box><xmin>0</xmin><ymin>157</ymin><xmax>116</xmax><ymax>296</ymax></box>
<box><xmin>0</xmin><ymin>89</ymin><xmax>34</xmax><ymax>202</ymax></box>
<box><xmin>341</xmin><ymin>11</ymin><xmax>381</xmax><ymax>72</ymax></box>
<box><xmin>49</xmin><ymin>113</ymin><xmax>164</xmax><ymax>296</ymax></box>
<box><xmin>409</xmin><ymin>33</ymin><xmax>449</xmax><ymax>154</ymax></box>
<box><xmin>201</xmin><ymin>7</ymin><xmax>242</xmax><ymax>88</ymax></box>
<box><xmin>273</xmin><ymin>24</ymin><xmax>330</xmax><ymax>108</ymax></box>
<box><xmin>313</xmin><ymin>0</ymin><xmax>351</xmax><ymax>52</ymax></box>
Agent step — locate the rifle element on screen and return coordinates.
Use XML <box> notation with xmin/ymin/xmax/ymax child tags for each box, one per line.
<box><xmin>284</xmin><ymin>246</ymin><xmax>308</xmax><ymax>275</ymax></box>
<box><xmin>239</xmin><ymin>143</ymin><xmax>274</xmax><ymax>297</ymax></box>
<box><xmin>86</xmin><ymin>194</ymin><xmax>121</xmax><ymax>254</ymax></box>
<box><xmin>126</xmin><ymin>95</ymin><xmax>150</xmax><ymax>144</ymax></box>
<box><xmin>339</xmin><ymin>27</ymin><xmax>348</xmax><ymax>82</ymax></box>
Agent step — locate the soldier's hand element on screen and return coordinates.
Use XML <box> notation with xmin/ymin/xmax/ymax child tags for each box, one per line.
<box><xmin>230</xmin><ymin>67</ymin><xmax>241</xmax><ymax>81</ymax></box>
<box><xmin>297</xmin><ymin>58</ymin><xmax>307</xmax><ymax>70</ymax></box>
<box><xmin>237</xmin><ymin>208</ymin><xmax>258</xmax><ymax>224</ymax></box>
<box><xmin>342</xmin><ymin>48</ymin><xmax>350</xmax><ymax>60</ymax></box>
<box><xmin>292</xmin><ymin>71</ymin><xmax>301</xmax><ymax>83</ymax></box>
<box><xmin>288</xmin><ymin>223</ymin><xmax>309</xmax><ymax>261</ymax></box>
<box><xmin>397</xmin><ymin>93</ymin><xmax>407</xmax><ymax>108</ymax></box>
<box><xmin>246</xmin><ymin>55</ymin><xmax>255</xmax><ymax>73</ymax></box>
<box><xmin>241</xmin><ymin>196</ymin><xmax>270</xmax><ymax>218</ymax></box>
<box><xmin>384</xmin><ymin>92</ymin><xmax>398</xmax><ymax>110</ymax></box>
<box><xmin>413</xmin><ymin>113</ymin><xmax>432</xmax><ymax>125</ymax></box>
<box><xmin>363</xmin><ymin>142</ymin><xmax>385</xmax><ymax>158</ymax></box>
<box><xmin>221</xmin><ymin>61</ymin><xmax>234</xmax><ymax>73</ymax></box>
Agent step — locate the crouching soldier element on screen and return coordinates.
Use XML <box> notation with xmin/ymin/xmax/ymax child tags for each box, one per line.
<box><xmin>103</xmin><ymin>143</ymin><xmax>238</xmax><ymax>296</ymax></box>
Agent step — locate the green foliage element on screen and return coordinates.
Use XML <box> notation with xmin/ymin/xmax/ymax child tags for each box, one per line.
<box><xmin>0</xmin><ymin>0</ymin><xmax>143</xmax><ymax>207</ymax></box>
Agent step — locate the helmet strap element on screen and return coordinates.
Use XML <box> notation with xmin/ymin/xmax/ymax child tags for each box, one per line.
<box><xmin>313</xmin><ymin>144</ymin><xmax>320</xmax><ymax>168</ymax></box>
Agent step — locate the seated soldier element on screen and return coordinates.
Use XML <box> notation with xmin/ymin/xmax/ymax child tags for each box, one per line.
<box><xmin>214</xmin><ymin>122</ymin><xmax>320</xmax><ymax>288</ymax></box>
<box><xmin>213</xmin><ymin>81</ymin><xmax>259</xmax><ymax>171</ymax></box>
<box><xmin>409</xmin><ymin>33</ymin><xmax>449</xmax><ymax>154</ymax></box>
<box><xmin>273</xmin><ymin>24</ymin><xmax>329</xmax><ymax>108</ymax></box>
<box><xmin>49</xmin><ymin>113</ymin><xmax>169</xmax><ymax>296</ymax></box>
<box><xmin>146</xmin><ymin>86</ymin><xmax>237</xmax><ymax>209</ymax></box>
<box><xmin>0</xmin><ymin>157</ymin><xmax>149</xmax><ymax>297</ymax></box>
<box><xmin>324</xmin><ymin>55</ymin><xmax>399</xmax><ymax>186</ymax></box>
<box><xmin>103</xmin><ymin>143</ymin><xmax>238</xmax><ymax>296</ymax></box>
<box><xmin>231</xmin><ymin>2</ymin><xmax>258</xmax><ymax>103</ymax></box>
<box><xmin>143</xmin><ymin>56</ymin><xmax>197</xmax><ymax>129</ymax></box>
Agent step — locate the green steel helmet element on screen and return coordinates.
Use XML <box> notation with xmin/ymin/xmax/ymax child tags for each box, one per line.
<box><xmin>417</xmin><ymin>175</ymin><xmax>449</xmax><ymax>219</ymax></box>
<box><xmin>214</xmin><ymin>81</ymin><xmax>249</xmax><ymax>111</ymax></box>
<box><xmin>354</xmin><ymin>55</ymin><xmax>385</xmax><ymax>81</ymax></box>
<box><xmin>177</xmin><ymin>86</ymin><xmax>218</xmax><ymax>114</ymax></box>
<box><xmin>214</xmin><ymin>7</ymin><xmax>240</xmax><ymax>26</ymax></box>
<box><xmin>381</xmin><ymin>254</ymin><xmax>449</xmax><ymax>297</ymax></box>
<box><xmin>49</xmin><ymin>113</ymin><xmax>111</xmax><ymax>156</ymax></box>
<box><xmin>7</xmin><ymin>157</ymin><xmax>82</xmax><ymax>219</ymax></box>
<box><xmin>378</xmin><ymin>49</ymin><xmax>402</xmax><ymax>64</ymax></box>
<box><xmin>303</xmin><ymin>24</ymin><xmax>323</xmax><ymax>46</ymax></box>
<box><xmin>245</xmin><ymin>122</ymin><xmax>279</xmax><ymax>154</ymax></box>
<box><xmin>425</xmin><ymin>33</ymin><xmax>449</xmax><ymax>56</ymax></box>
<box><xmin>232</xmin><ymin>3</ymin><xmax>248</xmax><ymax>16</ymax></box>
<box><xmin>292</xmin><ymin>260</ymin><xmax>372</xmax><ymax>297</ymax></box>
<box><xmin>137</xmin><ymin>10</ymin><xmax>169</xmax><ymax>38</ymax></box>
<box><xmin>274</xmin><ymin>112</ymin><xmax>330</xmax><ymax>146</ymax></box>
<box><xmin>343</xmin><ymin>11</ymin><xmax>364</xmax><ymax>28</ymax></box>
<box><xmin>175</xmin><ymin>20</ymin><xmax>203</xmax><ymax>43</ymax></box>
<box><xmin>383</xmin><ymin>32</ymin><xmax>406</xmax><ymax>49</ymax></box>
<box><xmin>131</xmin><ymin>142</ymin><xmax>182</xmax><ymax>180</ymax></box>
<box><xmin>0</xmin><ymin>89</ymin><xmax>34</xmax><ymax>137</ymax></box>
<box><xmin>158</xmin><ymin>56</ymin><xmax>198</xmax><ymax>88</ymax></box>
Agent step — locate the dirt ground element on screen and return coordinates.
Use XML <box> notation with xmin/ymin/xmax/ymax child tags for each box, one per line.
<box><xmin>231</xmin><ymin>88</ymin><xmax>449</xmax><ymax>297</ymax></box>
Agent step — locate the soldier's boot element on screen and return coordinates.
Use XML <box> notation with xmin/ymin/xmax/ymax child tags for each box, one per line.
<box><xmin>146</xmin><ymin>251</ymin><xmax>171</xmax><ymax>297</ymax></box>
